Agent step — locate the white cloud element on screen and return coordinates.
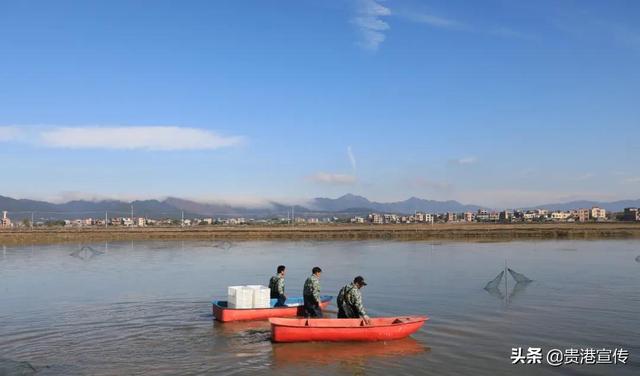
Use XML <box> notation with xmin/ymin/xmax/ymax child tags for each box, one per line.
<box><xmin>0</xmin><ymin>126</ymin><xmax>23</xmax><ymax>142</ymax></box>
<box><xmin>449</xmin><ymin>156</ymin><xmax>477</xmax><ymax>165</ymax></box>
<box><xmin>37</xmin><ymin>126</ymin><xmax>243</xmax><ymax>150</ymax></box>
<box><xmin>307</xmin><ymin>172</ymin><xmax>357</xmax><ymax>185</ymax></box>
<box><xmin>352</xmin><ymin>0</ymin><xmax>391</xmax><ymax>51</ymax></box>
<box><xmin>623</xmin><ymin>177</ymin><xmax>640</xmax><ymax>184</ymax></box>
<box><xmin>399</xmin><ymin>11</ymin><xmax>464</xmax><ymax>29</ymax></box>
<box><xmin>347</xmin><ymin>146</ymin><xmax>357</xmax><ymax>170</ymax></box>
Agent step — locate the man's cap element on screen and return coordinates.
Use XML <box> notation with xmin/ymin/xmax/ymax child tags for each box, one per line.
<box><xmin>354</xmin><ymin>276</ymin><xmax>367</xmax><ymax>286</ymax></box>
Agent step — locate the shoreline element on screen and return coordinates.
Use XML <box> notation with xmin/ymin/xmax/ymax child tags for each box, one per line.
<box><xmin>1</xmin><ymin>223</ymin><xmax>640</xmax><ymax>245</ymax></box>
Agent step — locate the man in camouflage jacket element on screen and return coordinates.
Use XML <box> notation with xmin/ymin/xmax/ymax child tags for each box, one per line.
<box><xmin>269</xmin><ymin>265</ymin><xmax>286</xmax><ymax>307</ymax></box>
<box><xmin>337</xmin><ymin>276</ymin><xmax>371</xmax><ymax>324</ymax></box>
<box><xmin>303</xmin><ymin>266</ymin><xmax>323</xmax><ymax>317</ymax></box>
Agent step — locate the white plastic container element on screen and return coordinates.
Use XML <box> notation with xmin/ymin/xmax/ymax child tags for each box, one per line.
<box><xmin>246</xmin><ymin>285</ymin><xmax>271</xmax><ymax>308</ymax></box>
<box><xmin>227</xmin><ymin>286</ymin><xmax>253</xmax><ymax>309</ymax></box>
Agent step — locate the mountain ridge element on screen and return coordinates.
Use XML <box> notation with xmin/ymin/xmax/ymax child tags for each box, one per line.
<box><xmin>1</xmin><ymin>194</ymin><xmax>638</xmax><ymax>220</ymax></box>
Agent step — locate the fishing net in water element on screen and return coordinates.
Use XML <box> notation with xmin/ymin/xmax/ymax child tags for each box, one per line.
<box><xmin>484</xmin><ymin>271</ymin><xmax>504</xmax><ymax>290</ymax></box>
<box><xmin>69</xmin><ymin>246</ymin><xmax>104</xmax><ymax>260</ymax></box>
<box><xmin>508</xmin><ymin>268</ymin><xmax>532</xmax><ymax>283</ymax></box>
<box><xmin>212</xmin><ymin>241</ymin><xmax>233</xmax><ymax>250</ymax></box>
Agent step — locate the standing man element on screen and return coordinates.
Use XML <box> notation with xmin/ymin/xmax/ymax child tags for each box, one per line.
<box><xmin>303</xmin><ymin>266</ymin><xmax>323</xmax><ymax>318</ymax></box>
<box><xmin>337</xmin><ymin>276</ymin><xmax>371</xmax><ymax>325</ymax></box>
<box><xmin>269</xmin><ymin>265</ymin><xmax>287</xmax><ymax>307</ymax></box>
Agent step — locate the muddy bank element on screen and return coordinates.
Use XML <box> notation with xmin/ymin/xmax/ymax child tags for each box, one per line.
<box><xmin>1</xmin><ymin>223</ymin><xmax>640</xmax><ymax>245</ymax></box>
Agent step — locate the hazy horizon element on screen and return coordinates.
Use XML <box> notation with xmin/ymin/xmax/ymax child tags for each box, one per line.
<box><xmin>2</xmin><ymin>191</ymin><xmax>639</xmax><ymax>212</ymax></box>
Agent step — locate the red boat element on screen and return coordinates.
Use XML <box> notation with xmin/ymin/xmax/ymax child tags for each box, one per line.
<box><xmin>212</xmin><ymin>295</ymin><xmax>332</xmax><ymax>322</ymax></box>
<box><xmin>269</xmin><ymin>316</ymin><xmax>428</xmax><ymax>342</ymax></box>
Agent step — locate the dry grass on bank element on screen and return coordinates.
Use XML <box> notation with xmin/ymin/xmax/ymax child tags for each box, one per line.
<box><xmin>1</xmin><ymin>222</ymin><xmax>640</xmax><ymax>245</ymax></box>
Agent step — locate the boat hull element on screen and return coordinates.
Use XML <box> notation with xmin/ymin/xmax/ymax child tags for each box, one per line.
<box><xmin>270</xmin><ymin>316</ymin><xmax>428</xmax><ymax>342</ymax></box>
<box><xmin>212</xmin><ymin>295</ymin><xmax>332</xmax><ymax>322</ymax></box>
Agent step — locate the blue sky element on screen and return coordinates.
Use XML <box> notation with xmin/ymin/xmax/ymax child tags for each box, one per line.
<box><xmin>0</xmin><ymin>0</ymin><xmax>638</xmax><ymax>208</ymax></box>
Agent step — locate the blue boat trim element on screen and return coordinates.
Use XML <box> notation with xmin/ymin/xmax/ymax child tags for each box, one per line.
<box><xmin>212</xmin><ymin>295</ymin><xmax>332</xmax><ymax>309</ymax></box>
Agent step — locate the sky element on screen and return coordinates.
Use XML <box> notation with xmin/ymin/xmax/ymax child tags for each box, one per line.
<box><xmin>0</xmin><ymin>0</ymin><xmax>639</xmax><ymax>208</ymax></box>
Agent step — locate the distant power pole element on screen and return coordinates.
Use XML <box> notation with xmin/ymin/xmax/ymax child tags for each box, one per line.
<box><xmin>31</xmin><ymin>212</ymin><xmax>34</xmax><ymax>229</ymax></box>
<box><xmin>131</xmin><ymin>205</ymin><xmax>134</xmax><ymax>227</ymax></box>
<box><xmin>181</xmin><ymin>210</ymin><xmax>184</xmax><ymax>227</ymax></box>
<box><xmin>105</xmin><ymin>211</ymin><xmax>108</xmax><ymax>229</ymax></box>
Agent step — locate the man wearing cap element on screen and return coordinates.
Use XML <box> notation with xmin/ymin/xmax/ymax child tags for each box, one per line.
<box><xmin>303</xmin><ymin>266</ymin><xmax>323</xmax><ymax>318</ymax></box>
<box><xmin>337</xmin><ymin>276</ymin><xmax>371</xmax><ymax>325</ymax></box>
<box><xmin>269</xmin><ymin>265</ymin><xmax>287</xmax><ymax>307</ymax></box>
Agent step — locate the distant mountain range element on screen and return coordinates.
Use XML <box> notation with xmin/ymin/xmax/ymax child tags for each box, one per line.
<box><xmin>1</xmin><ymin>194</ymin><xmax>638</xmax><ymax>220</ymax></box>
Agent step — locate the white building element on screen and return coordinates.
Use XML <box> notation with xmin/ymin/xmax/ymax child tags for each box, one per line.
<box><xmin>551</xmin><ymin>211</ymin><xmax>571</xmax><ymax>221</ymax></box>
<box><xmin>370</xmin><ymin>213</ymin><xmax>383</xmax><ymax>224</ymax></box>
<box><xmin>1</xmin><ymin>211</ymin><xmax>12</xmax><ymax>228</ymax></box>
<box><xmin>590</xmin><ymin>207</ymin><xmax>606</xmax><ymax>220</ymax></box>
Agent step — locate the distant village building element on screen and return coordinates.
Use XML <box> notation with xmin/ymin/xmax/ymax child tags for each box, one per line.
<box><xmin>350</xmin><ymin>216</ymin><xmax>365</xmax><ymax>224</ymax></box>
<box><xmin>499</xmin><ymin>210</ymin><xmax>513</xmax><ymax>222</ymax></box>
<box><xmin>446</xmin><ymin>212</ymin><xmax>457</xmax><ymax>222</ymax></box>
<box><xmin>137</xmin><ymin>217</ymin><xmax>146</xmax><ymax>227</ymax></box>
<box><xmin>590</xmin><ymin>207</ymin><xmax>606</xmax><ymax>221</ymax></box>
<box><xmin>463</xmin><ymin>212</ymin><xmax>474</xmax><ymax>222</ymax></box>
<box><xmin>476</xmin><ymin>209</ymin><xmax>490</xmax><ymax>222</ymax></box>
<box><xmin>551</xmin><ymin>211</ymin><xmax>571</xmax><ymax>221</ymax></box>
<box><xmin>369</xmin><ymin>213</ymin><xmax>383</xmax><ymax>224</ymax></box>
<box><xmin>623</xmin><ymin>208</ymin><xmax>640</xmax><ymax>222</ymax></box>
<box><xmin>1</xmin><ymin>211</ymin><xmax>12</xmax><ymax>228</ymax></box>
<box><xmin>577</xmin><ymin>208</ymin><xmax>590</xmax><ymax>222</ymax></box>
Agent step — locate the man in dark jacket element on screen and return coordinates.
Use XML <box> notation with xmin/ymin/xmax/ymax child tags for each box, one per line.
<box><xmin>303</xmin><ymin>266</ymin><xmax>323</xmax><ymax>317</ymax></box>
<box><xmin>337</xmin><ymin>276</ymin><xmax>371</xmax><ymax>325</ymax></box>
<box><xmin>268</xmin><ymin>265</ymin><xmax>287</xmax><ymax>307</ymax></box>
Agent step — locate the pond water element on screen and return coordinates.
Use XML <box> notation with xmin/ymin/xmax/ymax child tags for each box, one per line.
<box><xmin>0</xmin><ymin>240</ymin><xmax>638</xmax><ymax>375</ymax></box>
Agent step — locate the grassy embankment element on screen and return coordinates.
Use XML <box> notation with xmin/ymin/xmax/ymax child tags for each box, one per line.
<box><xmin>1</xmin><ymin>222</ymin><xmax>640</xmax><ymax>245</ymax></box>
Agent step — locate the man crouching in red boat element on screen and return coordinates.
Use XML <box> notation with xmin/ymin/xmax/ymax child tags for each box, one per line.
<box><xmin>337</xmin><ymin>276</ymin><xmax>371</xmax><ymax>325</ymax></box>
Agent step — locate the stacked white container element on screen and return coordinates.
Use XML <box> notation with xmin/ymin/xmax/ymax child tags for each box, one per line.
<box><xmin>246</xmin><ymin>285</ymin><xmax>271</xmax><ymax>308</ymax></box>
<box><xmin>227</xmin><ymin>286</ymin><xmax>253</xmax><ymax>309</ymax></box>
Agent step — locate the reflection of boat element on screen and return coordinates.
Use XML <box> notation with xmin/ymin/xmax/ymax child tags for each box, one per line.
<box><xmin>270</xmin><ymin>316</ymin><xmax>428</xmax><ymax>342</ymax></box>
<box><xmin>212</xmin><ymin>295</ymin><xmax>333</xmax><ymax>322</ymax></box>
<box><xmin>272</xmin><ymin>337</ymin><xmax>427</xmax><ymax>366</ymax></box>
